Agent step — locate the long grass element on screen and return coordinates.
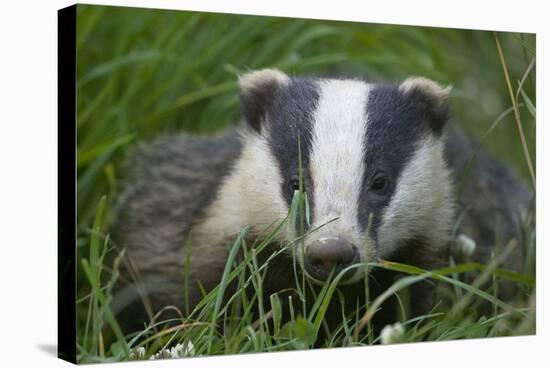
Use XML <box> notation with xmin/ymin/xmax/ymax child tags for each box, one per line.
<box><xmin>76</xmin><ymin>188</ymin><xmax>535</xmax><ymax>362</ymax></box>
<box><xmin>75</xmin><ymin>4</ymin><xmax>536</xmax><ymax>363</ymax></box>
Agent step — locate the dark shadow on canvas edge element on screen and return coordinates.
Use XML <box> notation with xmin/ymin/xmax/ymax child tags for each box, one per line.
<box><xmin>36</xmin><ymin>343</ymin><xmax>57</xmax><ymax>357</ymax></box>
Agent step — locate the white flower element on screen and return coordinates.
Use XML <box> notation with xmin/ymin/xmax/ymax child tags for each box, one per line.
<box><xmin>380</xmin><ymin>322</ymin><xmax>405</xmax><ymax>344</ymax></box>
<box><xmin>128</xmin><ymin>346</ymin><xmax>146</xmax><ymax>360</ymax></box>
<box><xmin>456</xmin><ymin>234</ymin><xmax>476</xmax><ymax>258</ymax></box>
<box><xmin>149</xmin><ymin>342</ymin><xmax>195</xmax><ymax>360</ymax></box>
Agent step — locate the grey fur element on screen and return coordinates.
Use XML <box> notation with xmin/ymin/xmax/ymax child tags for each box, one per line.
<box><xmin>444</xmin><ymin>123</ymin><xmax>533</xmax><ymax>300</ymax></box>
<box><xmin>112</xmin><ymin>131</ymin><xmax>243</xmax><ymax>325</ymax></box>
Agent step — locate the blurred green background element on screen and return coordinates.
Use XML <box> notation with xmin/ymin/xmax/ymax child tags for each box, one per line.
<box><xmin>75</xmin><ymin>3</ymin><xmax>535</xmax><ymax>318</ymax></box>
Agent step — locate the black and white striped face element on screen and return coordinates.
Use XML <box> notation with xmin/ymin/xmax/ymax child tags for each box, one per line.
<box><xmin>238</xmin><ymin>69</ymin><xmax>454</xmax><ymax>283</ymax></box>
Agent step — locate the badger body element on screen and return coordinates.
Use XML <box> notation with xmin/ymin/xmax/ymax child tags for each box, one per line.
<box><xmin>113</xmin><ymin>69</ymin><xmax>532</xmax><ymax>335</ymax></box>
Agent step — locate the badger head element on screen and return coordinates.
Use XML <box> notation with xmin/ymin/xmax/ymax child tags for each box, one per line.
<box><xmin>237</xmin><ymin>69</ymin><xmax>454</xmax><ymax>284</ymax></box>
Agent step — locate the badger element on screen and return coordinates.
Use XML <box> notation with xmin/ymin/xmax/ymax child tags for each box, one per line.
<box><xmin>113</xmin><ymin>69</ymin><xmax>532</xmax><ymax>337</ymax></box>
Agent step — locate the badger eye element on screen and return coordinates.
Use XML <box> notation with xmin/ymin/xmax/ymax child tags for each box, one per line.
<box><xmin>370</xmin><ymin>173</ymin><xmax>388</xmax><ymax>192</ymax></box>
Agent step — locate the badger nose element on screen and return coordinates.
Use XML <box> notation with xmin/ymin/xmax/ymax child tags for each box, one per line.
<box><xmin>304</xmin><ymin>237</ymin><xmax>359</xmax><ymax>281</ymax></box>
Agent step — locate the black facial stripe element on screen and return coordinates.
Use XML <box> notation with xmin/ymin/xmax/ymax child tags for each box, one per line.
<box><xmin>267</xmin><ymin>78</ymin><xmax>319</xmax><ymax>215</ymax></box>
<box><xmin>358</xmin><ymin>85</ymin><xmax>433</xmax><ymax>239</ymax></box>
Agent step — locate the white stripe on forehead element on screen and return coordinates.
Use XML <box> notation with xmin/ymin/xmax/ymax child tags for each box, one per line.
<box><xmin>309</xmin><ymin>79</ymin><xmax>371</xmax><ymax>235</ymax></box>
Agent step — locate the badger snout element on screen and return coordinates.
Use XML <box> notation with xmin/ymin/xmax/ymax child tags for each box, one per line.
<box><xmin>304</xmin><ymin>237</ymin><xmax>360</xmax><ymax>282</ymax></box>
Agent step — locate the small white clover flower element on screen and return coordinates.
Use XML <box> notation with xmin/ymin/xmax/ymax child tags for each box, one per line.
<box><xmin>149</xmin><ymin>342</ymin><xmax>195</xmax><ymax>360</ymax></box>
<box><xmin>128</xmin><ymin>346</ymin><xmax>146</xmax><ymax>360</ymax></box>
<box><xmin>149</xmin><ymin>348</ymin><xmax>172</xmax><ymax>360</ymax></box>
<box><xmin>380</xmin><ymin>322</ymin><xmax>405</xmax><ymax>345</ymax></box>
<box><xmin>456</xmin><ymin>234</ymin><xmax>477</xmax><ymax>258</ymax></box>
<box><xmin>169</xmin><ymin>341</ymin><xmax>195</xmax><ymax>358</ymax></box>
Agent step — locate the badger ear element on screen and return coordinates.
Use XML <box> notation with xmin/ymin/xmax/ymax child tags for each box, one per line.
<box><xmin>238</xmin><ymin>68</ymin><xmax>289</xmax><ymax>133</ymax></box>
<box><xmin>399</xmin><ymin>77</ymin><xmax>452</xmax><ymax>135</ymax></box>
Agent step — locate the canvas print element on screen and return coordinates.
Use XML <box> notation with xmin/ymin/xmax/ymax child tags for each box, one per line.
<box><xmin>59</xmin><ymin>3</ymin><xmax>536</xmax><ymax>364</ymax></box>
